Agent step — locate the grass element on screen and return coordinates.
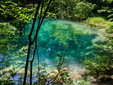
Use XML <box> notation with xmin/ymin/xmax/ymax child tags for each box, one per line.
<box><xmin>85</xmin><ymin>17</ymin><xmax>113</xmax><ymax>29</ymax></box>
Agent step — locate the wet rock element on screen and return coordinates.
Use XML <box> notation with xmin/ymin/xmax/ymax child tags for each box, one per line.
<box><xmin>69</xmin><ymin>72</ymin><xmax>82</xmax><ymax>79</ymax></box>
<box><xmin>90</xmin><ymin>77</ymin><xmax>97</xmax><ymax>83</ymax></box>
<box><xmin>111</xmin><ymin>75</ymin><xmax>113</xmax><ymax>79</ymax></box>
<box><xmin>17</xmin><ymin>68</ymin><xmax>25</xmax><ymax>74</ymax></box>
<box><xmin>46</xmin><ymin>78</ymin><xmax>54</xmax><ymax>85</ymax></box>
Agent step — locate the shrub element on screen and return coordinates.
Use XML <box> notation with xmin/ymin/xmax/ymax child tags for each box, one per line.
<box><xmin>74</xmin><ymin>2</ymin><xmax>95</xmax><ymax>20</ymax></box>
<box><xmin>0</xmin><ymin>79</ymin><xmax>13</xmax><ymax>85</ymax></box>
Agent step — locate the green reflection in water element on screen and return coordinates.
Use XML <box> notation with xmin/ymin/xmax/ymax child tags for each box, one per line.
<box><xmin>0</xmin><ymin>19</ymin><xmax>105</xmax><ymax>73</ymax></box>
<box><xmin>24</xmin><ymin>19</ymin><xmax>105</xmax><ymax>72</ymax></box>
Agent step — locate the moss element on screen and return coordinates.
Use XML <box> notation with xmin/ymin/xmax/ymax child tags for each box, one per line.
<box><xmin>85</xmin><ymin>17</ymin><xmax>113</xmax><ymax>29</ymax></box>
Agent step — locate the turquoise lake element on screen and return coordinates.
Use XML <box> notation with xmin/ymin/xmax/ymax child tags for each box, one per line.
<box><xmin>0</xmin><ymin>19</ymin><xmax>106</xmax><ymax>73</ymax></box>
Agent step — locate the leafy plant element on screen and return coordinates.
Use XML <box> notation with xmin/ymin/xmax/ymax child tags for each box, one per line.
<box><xmin>83</xmin><ymin>35</ymin><xmax>113</xmax><ymax>80</ymax></box>
<box><xmin>0</xmin><ymin>22</ymin><xmax>17</xmax><ymax>54</ymax></box>
<box><xmin>49</xmin><ymin>0</ymin><xmax>94</xmax><ymax>20</ymax></box>
<box><xmin>72</xmin><ymin>78</ymin><xmax>91</xmax><ymax>85</ymax></box>
<box><xmin>0</xmin><ymin>0</ymin><xmax>35</xmax><ymax>24</ymax></box>
<box><xmin>0</xmin><ymin>79</ymin><xmax>13</xmax><ymax>85</ymax></box>
<box><xmin>74</xmin><ymin>2</ymin><xmax>95</xmax><ymax>20</ymax></box>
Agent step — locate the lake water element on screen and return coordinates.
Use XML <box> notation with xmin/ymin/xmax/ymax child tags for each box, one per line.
<box><xmin>24</xmin><ymin>19</ymin><xmax>105</xmax><ymax>72</ymax></box>
<box><xmin>1</xmin><ymin>19</ymin><xmax>106</xmax><ymax>74</ymax></box>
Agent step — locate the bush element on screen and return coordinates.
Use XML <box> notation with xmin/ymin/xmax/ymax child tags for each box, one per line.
<box><xmin>74</xmin><ymin>2</ymin><xmax>95</xmax><ymax>20</ymax></box>
<box><xmin>0</xmin><ymin>23</ymin><xmax>17</xmax><ymax>54</ymax></box>
<box><xmin>83</xmin><ymin>37</ymin><xmax>113</xmax><ymax>80</ymax></box>
<box><xmin>0</xmin><ymin>79</ymin><xmax>13</xmax><ymax>85</ymax></box>
<box><xmin>49</xmin><ymin>0</ymin><xmax>94</xmax><ymax>20</ymax></box>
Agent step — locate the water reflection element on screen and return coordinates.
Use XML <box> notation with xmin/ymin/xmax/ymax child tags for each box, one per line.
<box><xmin>10</xmin><ymin>74</ymin><xmax>21</xmax><ymax>85</ymax></box>
<box><xmin>0</xmin><ymin>54</ymin><xmax>3</xmax><ymax>61</ymax></box>
<box><xmin>10</xmin><ymin>73</ymin><xmax>38</xmax><ymax>85</ymax></box>
<box><xmin>0</xmin><ymin>19</ymin><xmax>106</xmax><ymax>84</ymax></box>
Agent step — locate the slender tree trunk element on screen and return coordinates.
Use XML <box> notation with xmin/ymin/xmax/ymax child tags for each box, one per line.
<box><xmin>30</xmin><ymin>61</ymin><xmax>33</xmax><ymax>85</ymax></box>
<box><xmin>23</xmin><ymin>41</ymin><xmax>32</xmax><ymax>85</ymax></box>
<box><xmin>23</xmin><ymin>0</ymin><xmax>52</xmax><ymax>84</ymax></box>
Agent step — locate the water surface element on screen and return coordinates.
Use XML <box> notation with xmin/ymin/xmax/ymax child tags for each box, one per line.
<box><xmin>24</xmin><ymin>19</ymin><xmax>105</xmax><ymax>72</ymax></box>
<box><xmin>1</xmin><ymin>19</ymin><xmax>106</xmax><ymax>73</ymax></box>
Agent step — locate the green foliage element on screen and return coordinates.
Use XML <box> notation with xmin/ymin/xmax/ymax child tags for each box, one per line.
<box><xmin>87</xmin><ymin>0</ymin><xmax>113</xmax><ymax>20</ymax></box>
<box><xmin>106</xmin><ymin>9</ymin><xmax>113</xmax><ymax>21</ymax></box>
<box><xmin>72</xmin><ymin>78</ymin><xmax>91</xmax><ymax>85</ymax></box>
<box><xmin>85</xmin><ymin>17</ymin><xmax>113</xmax><ymax>29</ymax></box>
<box><xmin>84</xmin><ymin>52</ymin><xmax>113</xmax><ymax>80</ymax></box>
<box><xmin>83</xmin><ymin>26</ymin><xmax>113</xmax><ymax>80</ymax></box>
<box><xmin>0</xmin><ymin>79</ymin><xmax>13</xmax><ymax>85</ymax></box>
<box><xmin>46</xmin><ymin>12</ymin><xmax>57</xmax><ymax>18</ymax></box>
<box><xmin>0</xmin><ymin>23</ymin><xmax>17</xmax><ymax>54</ymax></box>
<box><xmin>0</xmin><ymin>22</ymin><xmax>18</xmax><ymax>69</ymax></box>
<box><xmin>74</xmin><ymin>2</ymin><xmax>94</xmax><ymax>20</ymax></box>
<box><xmin>0</xmin><ymin>0</ymin><xmax>35</xmax><ymax>24</ymax></box>
<box><xmin>1</xmin><ymin>0</ymin><xmax>113</xmax><ymax>83</ymax></box>
<box><xmin>0</xmin><ymin>0</ymin><xmax>36</xmax><ymax>59</ymax></box>
<box><xmin>98</xmin><ymin>8</ymin><xmax>113</xmax><ymax>21</ymax></box>
<box><xmin>49</xmin><ymin>0</ymin><xmax>94</xmax><ymax>20</ymax></box>
<box><xmin>60</xmin><ymin>69</ymin><xmax>70</xmax><ymax>84</ymax></box>
<box><xmin>104</xmin><ymin>0</ymin><xmax>113</xmax><ymax>3</ymax></box>
<box><xmin>18</xmin><ymin>46</ymin><xmax>28</xmax><ymax>57</ymax></box>
<box><xmin>84</xmin><ymin>54</ymin><xmax>112</xmax><ymax>73</ymax></box>
<box><xmin>0</xmin><ymin>0</ymin><xmax>35</xmax><ymax>54</ymax></box>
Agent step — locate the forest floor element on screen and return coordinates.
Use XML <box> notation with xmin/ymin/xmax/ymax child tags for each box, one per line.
<box><xmin>92</xmin><ymin>80</ymin><xmax>113</xmax><ymax>85</ymax></box>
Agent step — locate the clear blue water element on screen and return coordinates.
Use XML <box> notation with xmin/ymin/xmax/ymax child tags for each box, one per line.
<box><xmin>1</xmin><ymin>19</ymin><xmax>105</xmax><ymax>73</ymax></box>
<box><xmin>0</xmin><ymin>19</ymin><xmax>106</xmax><ymax>84</ymax></box>
<box><xmin>23</xmin><ymin>19</ymin><xmax>105</xmax><ymax>72</ymax></box>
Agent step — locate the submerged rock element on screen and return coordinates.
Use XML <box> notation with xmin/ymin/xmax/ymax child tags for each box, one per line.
<box><xmin>46</xmin><ymin>78</ymin><xmax>54</xmax><ymax>85</ymax></box>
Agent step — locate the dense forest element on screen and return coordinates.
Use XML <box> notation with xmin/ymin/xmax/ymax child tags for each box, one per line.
<box><xmin>0</xmin><ymin>0</ymin><xmax>113</xmax><ymax>85</ymax></box>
